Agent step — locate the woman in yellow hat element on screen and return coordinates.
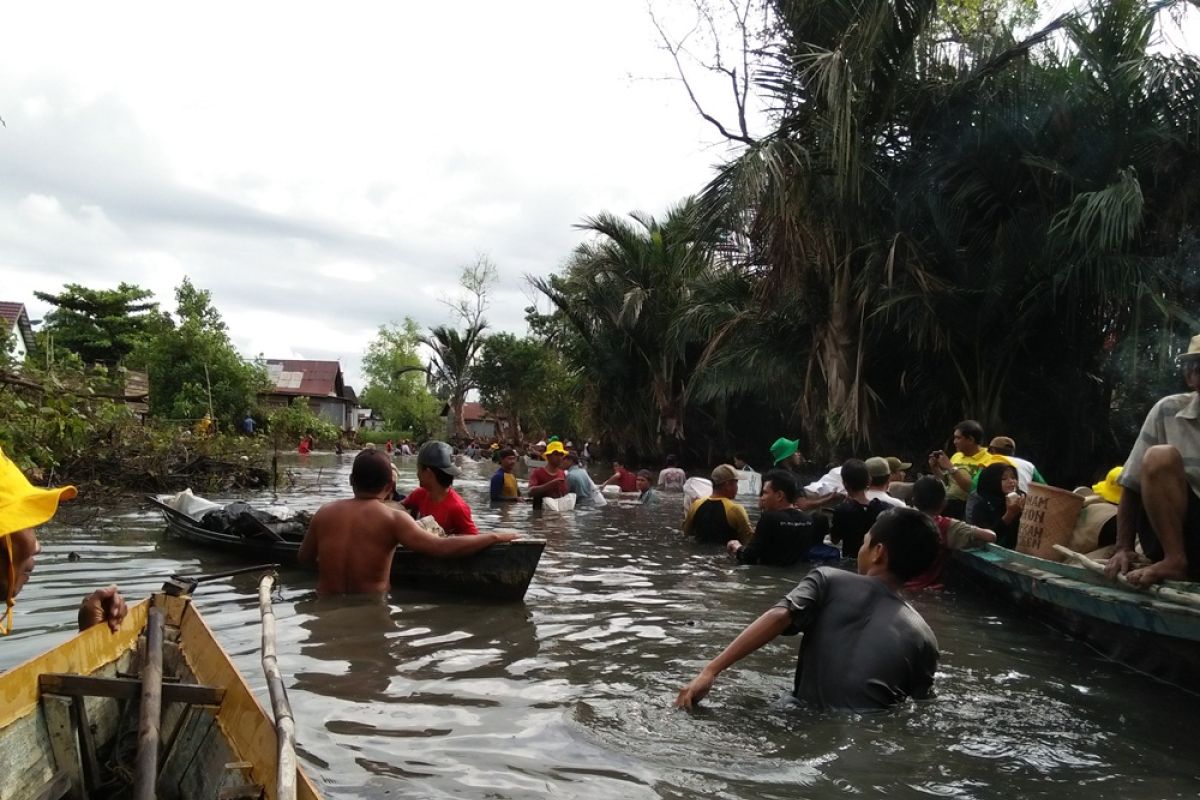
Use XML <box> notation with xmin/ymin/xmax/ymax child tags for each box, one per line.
<box><xmin>0</xmin><ymin>446</ymin><xmax>127</xmax><ymax>635</ymax></box>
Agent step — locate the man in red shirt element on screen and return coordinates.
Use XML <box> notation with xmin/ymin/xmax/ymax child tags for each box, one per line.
<box><xmin>528</xmin><ymin>441</ymin><xmax>569</xmax><ymax>509</ymax></box>
<box><xmin>601</xmin><ymin>459</ymin><xmax>638</xmax><ymax>492</ymax></box>
<box><xmin>402</xmin><ymin>441</ymin><xmax>479</xmax><ymax>535</ymax></box>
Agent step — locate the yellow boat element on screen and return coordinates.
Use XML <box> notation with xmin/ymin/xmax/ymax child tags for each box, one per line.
<box><xmin>0</xmin><ymin>591</ymin><xmax>320</xmax><ymax>800</ymax></box>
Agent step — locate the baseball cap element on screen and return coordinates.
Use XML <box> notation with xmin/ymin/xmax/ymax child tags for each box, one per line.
<box><xmin>711</xmin><ymin>464</ymin><xmax>739</xmax><ymax>484</ymax></box>
<box><xmin>417</xmin><ymin>441</ymin><xmax>462</xmax><ymax>477</ymax></box>
<box><xmin>885</xmin><ymin>456</ymin><xmax>912</xmax><ymax>473</ymax></box>
<box><xmin>769</xmin><ymin>437</ymin><xmax>799</xmax><ymax>464</ymax></box>
<box><xmin>988</xmin><ymin>436</ymin><xmax>1016</xmax><ymax>455</ymax></box>
<box><xmin>865</xmin><ymin>457</ymin><xmax>891</xmax><ymax>479</ymax></box>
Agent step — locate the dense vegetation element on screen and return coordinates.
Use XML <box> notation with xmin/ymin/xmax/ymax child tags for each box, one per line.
<box><xmin>531</xmin><ymin>0</ymin><xmax>1200</xmax><ymax>483</ymax></box>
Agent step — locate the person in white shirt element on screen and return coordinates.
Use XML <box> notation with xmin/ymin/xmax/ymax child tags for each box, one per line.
<box><xmin>865</xmin><ymin>457</ymin><xmax>907</xmax><ymax>508</ymax></box>
<box><xmin>657</xmin><ymin>454</ymin><xmax>686</xmax><ymax>491</ymax></box>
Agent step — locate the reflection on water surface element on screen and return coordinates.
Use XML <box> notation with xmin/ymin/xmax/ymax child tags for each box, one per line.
<box><xmin>5</xmin><ymin>453</ymin><xmax>1198</xmax><ymax>798</ymax></box>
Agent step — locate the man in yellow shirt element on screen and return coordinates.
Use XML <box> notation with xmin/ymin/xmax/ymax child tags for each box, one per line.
<box><xmin>928</xmin><ymin>420</ymin><xmax>1000</xmax><ymax>519</ymax></box>
<box><xmin>684</xmin><ymin>465</ymin><xmax>754</xmax><ymax>544</ymax></box>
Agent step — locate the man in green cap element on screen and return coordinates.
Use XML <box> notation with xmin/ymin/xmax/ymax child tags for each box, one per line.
<box><xmin>770</xmin><ymin>437</ymin><xmax>802</xmax><ymax>470</ymax></box>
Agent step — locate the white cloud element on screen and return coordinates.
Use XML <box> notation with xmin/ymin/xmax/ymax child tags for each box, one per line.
<box><xmin>0</xmin><ymin>1</ymin><xmax>746</xmax><ymax>389</ymax></box>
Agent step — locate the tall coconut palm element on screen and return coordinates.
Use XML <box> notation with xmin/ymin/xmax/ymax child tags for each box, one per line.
<box><xmin>421</xmin><ymin>323</ymin><xmax>486</xmax><ymax>439</ymax></box>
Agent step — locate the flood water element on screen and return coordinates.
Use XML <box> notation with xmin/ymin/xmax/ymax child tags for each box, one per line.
<box><xmin>4</xmin><ymin>454</ymin><xmax>1199</xmax><ymax>798</ymax></box>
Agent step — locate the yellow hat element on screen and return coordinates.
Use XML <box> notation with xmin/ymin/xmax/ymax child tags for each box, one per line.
<box><xmin>1091</xmin><ymin>466</ymin><xmax>1123</xmax><ymax>504</ymax></box>
<box><xmin>0</xmin><ymin>446</ymin><xmax>77</xmax><ymax>538</ymax></box>
<box><xmin>543</xmin><ymin>441</ymin><xmax>566</xmax><ymax>457</ymax></box>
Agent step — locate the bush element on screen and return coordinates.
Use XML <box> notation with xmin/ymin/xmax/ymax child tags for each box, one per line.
<box><xmin>356</xmin><ymin>429</ymin><xmax>418</xmax><ymax>445</ymax></box>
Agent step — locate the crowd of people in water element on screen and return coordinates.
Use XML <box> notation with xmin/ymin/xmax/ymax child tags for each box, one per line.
<box><xmin>5</xmin><ymin>338</ymin><xmax>1200</xmax><ymax>715</ymax></box>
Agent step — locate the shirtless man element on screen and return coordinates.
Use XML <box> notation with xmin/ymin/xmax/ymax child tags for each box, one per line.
<box><xmin>299</xmin><ymin>450</ymin><xmax>518</xmax><ymax>594</ymax></box>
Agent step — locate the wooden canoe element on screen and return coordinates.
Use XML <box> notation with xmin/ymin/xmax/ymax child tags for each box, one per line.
<box><xmin>149</xmin><ymin>495</ymin><xmax>546</xmax><ymax>602</ymax></box>
<box><xmin>0</xmin><ymin>593</ymin><xmax>320</xmax><ymax>800</ymax></box>
<box><xmin>952</xmin><ymin>544</ymin><xmax>1200</xmax><ymax>693</ymax></box>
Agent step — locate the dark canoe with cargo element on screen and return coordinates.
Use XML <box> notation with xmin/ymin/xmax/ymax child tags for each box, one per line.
<box><xmin>951</xmin><ymin>483</ymin><xmax>1200</xmax><ymax>693</ymax></box>
<box><xmin>148</xmin><ymin>491</ymin><xmax>546</xmax><ymax>602</ymax></box>
<box><xmin>0</xmin><ymin>582</ymin><xmax>320</xmax><ymax>800</ymax></box>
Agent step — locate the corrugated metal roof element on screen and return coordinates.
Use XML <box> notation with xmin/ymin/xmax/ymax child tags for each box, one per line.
<box><xmin>0</xmin><ymin>301</ymin><xmax>26</xmax><ymax>326</ymax></box>
<box><xmin>264</xmin><ymin>359</ymin><xmax>345</xmax><ymax>398</ymax></box>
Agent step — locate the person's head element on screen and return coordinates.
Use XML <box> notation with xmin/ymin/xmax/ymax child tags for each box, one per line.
<box><xmin>759</xmin><ymin>469</ymin><xmax>798</xmax><ymax>511</ymax></box>
<box><xmin>865</xmin><ymin>457</ymin><xmax>891</xmax><ymax>489</ymax></box>
<box><xmin>988</xmin><ymin>436</ymin><xmax>1016</xmax><ymax>457</ymax></box>
<box><xmin>1177</xmin><ymin>334</ymin><xmax>1200</xmax><ymax>390</ymax></box>
<box><xmin>497</xmin><ymin>448</ymin><xmax>517</xmax><ymax>471</ymax></box>
<box><xmin>885</xmin><ymin>456</ymin><xmax>911</xmax><ymax>482</ymax></box>
<box><xmin>665</xmin><ymin>454</ymin><xmax>678</xmax><ymax>468</ymax></box>
<box><xmin>612</xmin><ymin>459</ymin><xmax>625</xmax><ymax>472</ymax></box>
<box><xmin>858</xmin><ymin>507</ymin><xmax>939</xmax><ymax>581</ymax></box>
<box><xmin>417</xmin><ymin>440</ymin><xmax>460</xmax><ymax>489</ymax></box>
<box><xmin>0</xmin><ymin>447</ymin><xmax>78</xmax><ymax>631</ymax></box>
<box><xmin>350</xmin><ymin>450</ymin><xmax>394</xmax><ymax>496</ymax></box>
<box><xmin>910</xmin><ymin>476</ymin><xmax>947</xmax><ymax>515</ymax></box>
<box><xmin>770</xmin><ymin>437</ymin><xmax>801</xmax><ymax>467</ymax></box>
<box><xmin>841</xmin><ymin>458</ymin><xmax>870</xmax><ymax>493</ymax></box>
<box><xmin>563</xmin><ymin>451</ymin><xmax>579</xmax><ymax>469</ymax></box>
<box><xmin>952</xmin><ymin>420</ymin><xmax>984</xmax><ymax>455</ymax></box>
<box><xmin>544</xmin><ymin>441</ymin><xmax>567</xmax><ymax>469</ymax></box>
<box><xmin>710</xmin><ymin>464</ymin><xmax>740</xmax><ymax>498</ymax></box>
<box><xmin>636</xmin><ymin>470</ymin><xmax>652</xmax><ymax>493</ymax></box>
<box><xmin>733</xmin><ymin>453</ymin><xmax>748</xmax><ymax>468</ymax></box>
<box><xmin>976</xmin><ymin>461</ymin><xmax>1018</xmax><ymax>499</ymax></box>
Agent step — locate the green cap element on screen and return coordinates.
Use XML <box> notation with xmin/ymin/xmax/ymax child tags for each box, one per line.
<box><xmin>770</xmin><ymin>437</ymin><xmax>799</xmax><ymax>464</ymax></box>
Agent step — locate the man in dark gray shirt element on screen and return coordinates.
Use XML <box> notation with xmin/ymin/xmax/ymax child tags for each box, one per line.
<box><xmin>676</xmin><ymin>507</ymin><xmax>940</xmax><ymax>711</ymax></box>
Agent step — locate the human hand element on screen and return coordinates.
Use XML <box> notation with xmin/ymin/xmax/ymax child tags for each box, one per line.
<box><xmin>492</xmin><ymin>532</ymin><xmax>520</xmax><ymax>543</ymax></box>
<box><xmin>1005</xmin><ymin>494</ymin><xmax>1025</xmax><ymax>514</ymax></box>
<box><xmin>78</xmin><ymin>585</ymin><xmax>128</xmax><ymax>633</ymax></box>
<box><xmin>675</xmin><ymin>669</ymin><xmax>717</xmax><ymax>710</ymax></box>
<box><xmin>1104</xmin><ymin>548</ymin><xmax>1136</xmax><ymax>581</ymax></box>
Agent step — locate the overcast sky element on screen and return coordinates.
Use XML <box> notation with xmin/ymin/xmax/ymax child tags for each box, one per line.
<box><xmin>0</xmin><ymin>1</ymin><xmax>753</xmax><ymax>389</ymax></box>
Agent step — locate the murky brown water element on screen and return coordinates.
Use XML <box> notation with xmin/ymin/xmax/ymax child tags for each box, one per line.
<box><xmin>4</xmin><ymin>454</ymin><xmax>1199</xmax><ymax>798</ymax></box>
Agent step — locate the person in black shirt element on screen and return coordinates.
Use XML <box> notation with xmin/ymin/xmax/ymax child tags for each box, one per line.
<box><xmin>728</xmin><ymin>469</ymin><xmax>827</xmax><ymax>566</ymax></box>
<box><xmin>831</xmin><ymin>458</ymin><xmax>890</xmax><ymax>557</ymax></box>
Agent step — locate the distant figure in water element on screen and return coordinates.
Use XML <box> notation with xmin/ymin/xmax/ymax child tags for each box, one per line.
<box><xmin>676</xmin><ymin>507</ymin><xmax>940</xmax><ymax>712</ymax></box>
<box><xmin>298</xmin><ymin>435</ymin><xmax>314</xmax><ymax>455</ymax></box>
<box><xmin>636</xmin><ymin>470</ymin><xmax>657</xmax><ymax>505</ymax></box>
<box><xmin>299</xmin><ymin>450</ymin><xmax>517</xmax><ymax>594</ymax></box>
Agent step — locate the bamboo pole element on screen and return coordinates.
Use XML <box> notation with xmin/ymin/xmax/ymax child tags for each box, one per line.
<box><xmin>1052</xmin><ymin>545</ymin><xmax>1200</xmax><ymax>610</ymax></box>
<box><xmin>259</xmin><ymin>573</ymin><xmax>296</xmax><ymax>800</ymax></box>
<box><xmin>133</xmin><ymin>605</ymin><xmax>165</xmax><ymax>800</ymax></box>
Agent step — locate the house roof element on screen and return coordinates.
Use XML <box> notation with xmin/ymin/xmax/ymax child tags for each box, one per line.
<box><xmin>0</xmin><ymin>302</ymin><xmax>35</xmax><ymax>353</ymax></box>
<box><xmin>263</xmin><ymin>359</ymin><xmax>347</xmax><ymax>399</ymax></box>
<box><xmin>440</xmin><ymin>401</ymin><xmax>501</xmax><ymax>422</ymax></box>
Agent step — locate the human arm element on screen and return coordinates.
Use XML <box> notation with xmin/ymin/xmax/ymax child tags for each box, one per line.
<box><xmin>391</xmin><ymin>509</ymin><xmax>517</xmax><ymax>556</ymax></box>
<box><xmin>1105</xmin><ymin>487</ymin><xmax>1143</xmax><ymax>578</ymax></box>
<box><xmin>728</xmin><ymin>502</ymin><xmax>754</xmax><ymax>544</ymax></box>
<box><xmin>946</xmin><ymin>519</ymin><xmax>996</xmax><ymax>548</ymax></box>
<box><xmin>78</xmin><ymin>585</ymin><xmax>128</xmax><ymax>633</ymax></box>
<box><xmin>675</xmin><ymin>606</ymin><xmax>792</xmax><ymax>709</ymax></box>
<box><xmin>527</xmin><ymin>470</ymin><xmax>565</xmax><ymax>498</ymax></box>
<box><xmin>297</xmin><ymin>513</ymin><xmax>320</xmax><ymax>566</ymax></box>
<box><xmin>682</xmin><ymin>499</ymin><xmax>699</xmax><ymax>537</ymax></box>
<box><xmin>795</xmin><ymin>492</ymin><xmax>842</xmax><ymax>512</ymax></box>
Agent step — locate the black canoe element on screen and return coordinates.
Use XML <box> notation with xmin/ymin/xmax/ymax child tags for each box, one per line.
<box><xmin>148</xmin><ymin>495</ymin><xmax>545</xmax><ymax>602</ymax></box>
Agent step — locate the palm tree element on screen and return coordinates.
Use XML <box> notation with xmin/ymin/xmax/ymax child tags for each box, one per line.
<box><xmin>421</xmin><ymin>323</ymin><xmax>485</xmax><ymax>439</ymax></box>
<box><xmin>532</xmin><ymin>199</ymin><xmax>717</xmax><ymax>454</ymax></box>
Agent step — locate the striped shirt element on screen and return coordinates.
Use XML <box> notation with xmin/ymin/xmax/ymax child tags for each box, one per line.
<box><xmin>1120</xmin><ymin>392</ymin><xmax>1200</xmax><ymax>499</ymax></box>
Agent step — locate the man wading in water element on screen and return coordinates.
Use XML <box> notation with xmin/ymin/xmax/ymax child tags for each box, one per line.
<box><xmin>299</xmin><ymin>450</ymin><xmax>517</xmax><ymax>594</ymax></box>
<box><xmin>676</xmin><ymin>508</ymin><xmax>940</xmax><ymax>711</ymax></box>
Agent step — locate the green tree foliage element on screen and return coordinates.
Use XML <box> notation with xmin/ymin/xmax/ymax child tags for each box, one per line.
<box><xmin>135</xmin><ymin>277</ymin><xmax>269</xmax><ymax>427</ymax></box>
<box><xmin>531</xmin><ymin>200</ymin><xmax>717</xmax><ymax>454</ymax></box>
<box><xmin>265</xmin><ymin>398</ymin><xmax>341</xmax><ymax>447</ymax></box>
<box><xmin>476</xmin><ymin>333</ymin><xmax>555</xmax><ymax>440</ymax></box>
<box><xmin>360</xmin><ymin>319</ymin><xmax>441</xmax><ymax>436</ymax></box>
<box><xmin>538</xmin><ymin>0</ymin><xmax>1200</xmax><ymax>480</ymax></box>
<box><xmin>34</xmin><ymin>282</ymin><xmax>161</xmax><ymax>366</ymax></box>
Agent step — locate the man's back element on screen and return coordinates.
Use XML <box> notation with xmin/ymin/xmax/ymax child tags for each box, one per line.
<box><xmin>685</xmin><ymin>496</ymin><xmax>752</xmax><ymax>544</ymax></box>
<box><xmin>777</xmin><ymin>567</ymin><xmax>938</xmax><ymax>709</ymax></box>
<box><xmin>739</xmin><ymin>507</ymin><xmax>825</xmax><ymax>566</ymax></box>
<box><xmin>304</xmin><ymin>498</ymin><xmax>405</xmax><ymax>594</ymax></box>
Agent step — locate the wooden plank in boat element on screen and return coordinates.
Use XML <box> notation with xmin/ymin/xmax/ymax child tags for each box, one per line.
<box><xmin>39</xmin><ymin>674</ymin><xmax>225</xmax><ymax>706</ymax></box>
<box><xmin>175</xmin><ymin>599</ymin><xmax>321</xmax><ymax>800</ymax></box>
<box><xmin>0</xmin><ymin>599</ymin><xmax>149</xmax><ymax>731</ymax></box>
